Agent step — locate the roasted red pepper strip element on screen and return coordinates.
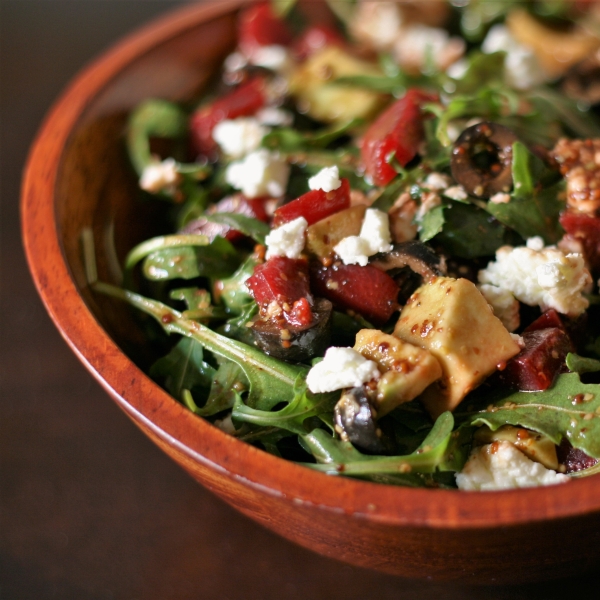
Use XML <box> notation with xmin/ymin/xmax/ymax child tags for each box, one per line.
<box><xmin>310</xmin><ymin>262</ymin><xmax>399</xmax><ymax>326</ymax></box>
<box><xmin>238</xmin><ymin>2</ymin><xmax>293</xmax><ymax>57</ymax></box>
<box><xmin>246</xmin><ymin>257</ymin><xmax>313</xmax><ymax>327</ymax></box>
<box><xmin>272</xmin><ymin>178</ymin><xmax>351</xmax><ymax>227</ymax></box>
<box><xmin>361</xmin><ymin>89</ymin><xmax>437</xmax><ymax>186</ymax></box>
<box><xmin>189</xmin><ymin>77</ymin><xmax>266</xmax><ymax>157</ymax></box>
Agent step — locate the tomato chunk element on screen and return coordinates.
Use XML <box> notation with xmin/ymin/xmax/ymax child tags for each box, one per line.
<box><xmin>559</xmin><ymin>210</ymin><xmax>600</xmax><ymax>273</ymax></box>
<box><xmin>246</xmin><ymin>257</ymin><xmax>313</xmax><ymax>327</ymax></box>
<box><xmin>272</xmin><ymin>178</ymin><xmax>351</xmax><ymax>227</ymax></box>
<box><xmin>291</xmin><ymin>25</ymin><xmax>345</xmax><ymax>60</ymax></box>
<box><xmin>361</xmin><ymin>89</ymin><xmax>437</xmax><ymax>187</ymax></box>
<box><xmin>310</xmin><ymin>263</ymin><xmax>399</xmax><ymax>326</ymax></box>
<box><xmin>238</xmin><ymin>2</ymin><xmax>293</xmax><ymax>57</ymax></box>
<box><xmin>190</xmin><ymin>78</ymin><xmax>266</xmax><ymax>157</ymax></box>
<box><xmin>557</xmin><ymin>439</ymin><xmax>597</xmax><ymax>473</ymax></box>
<box><xmin>181</xmin><ymin>194</ymin><xmax>269</xmax><ymax>242</ymax></box>
<box><xmin>500</xmin><ymin>328</ymin><xmax>573</xmax><ymax>391</ymax></box>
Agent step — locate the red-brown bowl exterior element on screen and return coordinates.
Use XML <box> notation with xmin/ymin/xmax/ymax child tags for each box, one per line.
<box><xmin>21</xmin><ymin>0</ymin><xmax>600</xmax><ymax>583</ymax></box>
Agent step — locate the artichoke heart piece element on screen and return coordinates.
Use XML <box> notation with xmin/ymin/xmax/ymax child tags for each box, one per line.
<box><xmin>394</xmin><ymin>277</ymin><xmax>521</xmax><ymax>419</ymax></box>
<box><xmin>474</xmin><ymin>425</ymin><xmax>559</xmax><ymax>471</ymax></box>
<box><xmin>288</xmin><ymin>46</ymin><xmax>386</xmax><ymax>124</ymax></box>
<box><xmin>353</xmin><ymin>329</ymin><xmax>442</xmax><ymax>418</ymax></box>
<box><xmin>306</xmin><ymin>205</ymin><xmax>367</xmax><ymax>259</ymax></box>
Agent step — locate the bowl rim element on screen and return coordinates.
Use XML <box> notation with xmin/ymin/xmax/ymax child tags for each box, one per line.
<box><xmin>21</xmin><ymin>0</ymin><xmax>600</xmax><ymax>530</ymax></box>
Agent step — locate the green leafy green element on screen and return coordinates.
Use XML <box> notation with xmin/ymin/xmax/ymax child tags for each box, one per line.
<box><xmin>232</xmin><ymin>381</ymin><xmax>338</xmax><ymax>435</ymax></box>
<box><xmin>193</xmin><ymin>361</ymin><xmax>248</xmax><ymax>417</ymax></box>
<box><xmin>302</xmin><ymin>411</ymin><xmax>457</xmax><ymax>477</ymax></box>
<box><xmin>458</xmin><ymin>373</ymin><xmax>600</xmax><ymax>458</ymax></box>
<box><xmin>94</xmin><ymin>282</ymin><xmax>306</xmax><ymax>410</ymax></box>
<box><xmin>566</xmin><ymin>353</ymin><xmax>600</xmax><ymax>375</ymax></box>
<box><xmin>419</xmin><ymin>204</ymin><xmax>446</xmax><ymax>242</ymax></box>
<box><xmin>149</xmin><ymin>337</ymin><xmax>215</xmax><ymax>401</ymax></box>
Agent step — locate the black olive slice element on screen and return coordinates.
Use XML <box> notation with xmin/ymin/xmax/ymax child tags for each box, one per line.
<box><xmin>451</xmin><ymin>122</ymin><xmax>518</xmax><ymax>198</ymax></box>
<box><xmin>250</xmin><ymin>298</ymin><xmax>333</xmax><ymax>362</ymax></box>
<box><xmin>370</xmin><ymin>241</ymin><xmax>446</xmax><ymax>282</ymax></box>
<box><xmin>334</xmin><ymin>386</ymin><xmax>384</xmax><ymax>454</ymax></box>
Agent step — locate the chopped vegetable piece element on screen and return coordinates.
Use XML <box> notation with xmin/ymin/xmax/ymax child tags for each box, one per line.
<box><xmin>291</xmin><ymin>24</ymin><xmax>345</xmax><ymax>60</ymax></box>
<box><xmin>361</xmin><ymin>89</ymin><xmax>437</xmax><ymax>186</ymax></box>
<box><xmin>238</xmin><ymin>2</ymin><xmax>293</xmax><ymax>57</ymax></box>
<box><xmin>190</xmin><ymin>77</ymin><xmax>267</xmax><ymax>157</ymax></box>
<box><xmin>310</xmin><ymin>262</ymin><xmax>399</xmax><ymax>326</ymax></box>
<box><xmin>272</xmin><ymin>178</ymin><xmax>351</xmax><ymax>227</ymax></box>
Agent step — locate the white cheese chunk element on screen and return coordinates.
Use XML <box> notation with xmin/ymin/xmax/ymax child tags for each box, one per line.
<box><xmin>334</xmin><ymin>208</ymin><xmax>393</xmax><ymax>266</ymax></box>
<box><xmin>482</xmin><ymin>25</ymin><xmax>548</xmax><ymax>90</ymax></box>
<box><xmin>139</xmin><ymin>158</ymin><xmax>179</xmax><ymax>194</ymax></box>
<box><xmin>478</xmin><ymin>240</ymin><xmax>591</xmax><ymax>317</ymax></box>
<box><xmin>424</xmin><ymin>172</ymin><xmax>452</xmax><ymax>191</ymax></box>
<box><xmin>225</xmin><ymin>149</ymin><xmax>290</xmax><ymax>199</ymax></box>
<box><xmin>443</xmin><ymin>185</ymin><xmax>468</xmax><ymax>201</ymax></box>
<box><xmin>308</xmin><ymin>166</ymin><xmax>342</xmax><ymax>192</ymax></box>
<box><xmin>306</xmin><ymin>347</ymin><xmax>380</xmax><ymax>394</ymax></box>
<box><xmin>265</xmin><ymin>216</ymin><xmax>308</xmax><ymax>260</ymax></box>
<box><xmin>456</xmin><ymin>441</ymin><xmax>569</xmax><ymax>491</ymax></box>
<box><xmin>256</xmin><ymin>106</ymin><xmax>293</xmax><ymax>127</ymax></box>
<box><xmin>248</xmin><ymin>45</ymin><xmax>293</xmax><ymax>72</ymax></box>
<box><xmin>212</xmin><ymin>118</ymin><xmax>269</xmax><ymax>158</ymax></box>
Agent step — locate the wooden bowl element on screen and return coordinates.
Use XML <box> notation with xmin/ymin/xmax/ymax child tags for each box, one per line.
<box><xmin>21</xmin><ymin>0</ymin><xmax>600</xmax><ymax>584</ymax></box>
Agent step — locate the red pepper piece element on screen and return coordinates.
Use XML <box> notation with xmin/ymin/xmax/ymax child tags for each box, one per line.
<box><xmin>246</xmin><ymin>257</ymin><xmax>313</xmax><ymax>326</ymax></box>
<box><xmin>361</xmin><ymin>89</ymin><xmax>437</xmax><ymax>187</ymax></box>
<box><xmin>310</xmin><ymin>263</ymin><xmax>399</xmax><ymax>326</ymax></box>
<box><xmin>501</xmin><ymin>327</ymin><xmax>574</xmax><ymax>391</ymax></box>
<box><xmin>181</xmin><ymin>195</ymin><xmax>269</xmax><ymax>243</ymax></box>
<box><xmin>189</xmin><ymin>78</ymin><xmax>266</xmax><ymax>157</ymax></box>
<box><xmin>238</xmin><ymin>2</ymin><xmax>293</xmax><ymax>57</ymax></box>
<box><xmin>291</xmin><ymin>24</ymin><xmax>345</xmax><ymax>60</ymax></box>
<box><xmin>524</xmin><ymin>309</ymin><xmax>566</xmax><ymax>333</ymax></box>
<box><xmin>272</xmin><ymin>178</ymin><xmax>351</xmax><ymax>227</ymax></box>
<box><xmin>559</xmin><ymin>210</ymin><xmax>600</xmax><ymax>273</ymax></box>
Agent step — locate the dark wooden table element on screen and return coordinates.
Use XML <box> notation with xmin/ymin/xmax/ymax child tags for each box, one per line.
<box><xmin>2</xmin><ymin>2</ymin><xmax>600</xmax><ymax>598</ymax></box>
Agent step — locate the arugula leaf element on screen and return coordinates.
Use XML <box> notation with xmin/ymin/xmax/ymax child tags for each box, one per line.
<box><xmin>458</xmin><ymin>373</ymin><xmax>600</xmax><ymax>458</ymax></box>
<box><xmin>123</xmin><ymin>235</ymin><xmax>239</xmax><ymax>281</ymax></box>
<box><xmin>486</xmin><ymin>142</ymin><xmax>565</xmax><ymax>243</ymax></box>
<box><xmin>194</xmin><ymin>361</ymin><xmax>248</xmax><ymax>417</ymax></box>
<box><xmin>302</xmin><ymin>411</ymin><xmax>456</xmax><ymax>476</ymax></box>
<box><xmin>202</xmin><ymin>213</ymin><xmax>269</xmax><ymax>245</ymax></box>
<box><xmin>232</xmin><ymin>381</ymin><xmax>338</xmax><ymax>435</ymax></box>
<box><xmin>448</xmin><ymin>51</ymin><xmax>506</xmax><ymax>95</ymax></box>
<box><xmin>432</xmin><ymin>202</ymin><xmax>511</xmax><ymax>258</ymax></box>
<box><xmin>566</xmin><ymin>353</ymin><xmax>600</xmax><ymax>375</ymax></box>
<box><xmin>419</xmin><ymin>204</ymin><xmax>446</xmax><ymax>242</ymax></box>
<box><xmin>149</xmin><ymin>337</ymin><xmax>215</xmax><ymax>401</ymax></box>
<box><xmin>94</xmin><ymin>282</ymin><xmax>306</xmax><ymax>410</ymax></box>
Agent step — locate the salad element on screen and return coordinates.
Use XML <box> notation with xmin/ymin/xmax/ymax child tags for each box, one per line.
<box><xmin>93</xmin><ymin>0</ymin><xmax>600</xmax><ymax>491</ymax></box>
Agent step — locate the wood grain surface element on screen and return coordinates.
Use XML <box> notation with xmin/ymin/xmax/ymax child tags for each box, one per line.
<box><xmin>5</xmin><ymin>1</ymin><xmax>600</xmax><ymax>597</ymax></box>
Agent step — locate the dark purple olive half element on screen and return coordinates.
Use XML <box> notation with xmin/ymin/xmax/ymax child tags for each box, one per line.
<box><xmin>370</xmin><ymin>241</ymin><xmax>446</xmax><ymax>282</ymax></box>
<box><xmin>250</xmin><ymin>298</ymin><xmax>333</xmax><ymax>362</ymax></box>
<box><xmin>334</xmin><ymin>386</ymin><xmax>384</xmax><ymax>454</ymax></box>
<box><xmin>563</xmin><ymin>51</ymin><xmax>600</xmax><ymax>105</ymax></box>
<box><xmin>451</xmin><ymin>122</ymin><xmax>518</xmax><ymax>198</ymax></box>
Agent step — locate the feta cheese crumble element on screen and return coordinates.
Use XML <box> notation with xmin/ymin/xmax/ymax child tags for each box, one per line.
<box><xmin>212</xmin><ymin>118</ymin><xmax>269</xmax><ymax>158</ymax></box>
<box><xmin>308</xmin><ymin>166</ymin><xmax>342</xmax><ymax>192</ymax></box>
<box><xmin>478</xmin><ymin>238</ymin><xmax>592</xmax><ymax>317</ymax></box>
<box><xmin>265</xmin><ymin>216</ymin><xmax>308</xmax><ymax>260</ymax></box>
<box><xmin>256</xmin><ymin>106</ymin><xmax>293</xmax><ymax>127</ymax></box>
<box><xmin>225</xmin><ymin>149</ymin><xmax>290</xmax><ymax>199</ymax></box>
<box><xmin>442</xmin><ymin>185</ymin><xmax>468</xmax><ymax>201</ymax></box>
<box><xmin>334</xmin><ymin>208</ymin><xmax>393</xmax><ymax>266</ymax></box>
<box><xmin>248</xmin><ymin>45</ymin><xmax>293</xmax><ymax>72</ymax></box>
<box><xmin>139</xmin><ymin>158</ymin><xmax>179</xmax><ymax>194</ymax></box>
<box><xmin>482</xmin><ymin>25</ymin><xmax>547</xmax><ymax>90</ymax></box>
<box><xmin>306</xmin><ymin>347</ymin><xmax>380</xmax><ymax>394</ymax></box>
<box><xmin>456</xmin><ymin>441</ymin><xmax>569</xmax><ymax>491</ymax></box>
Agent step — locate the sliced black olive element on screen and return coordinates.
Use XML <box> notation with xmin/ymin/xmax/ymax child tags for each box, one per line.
<box><xmin>250</xmin><ymin>298</ymin><xmax>333</xmax><ymax>362</ymax></box>
<box><xmin>370</xmin><ymin>241</ymin><xmax>446</xmax><ymax>283</ymax></box>
<box><xmin>451</xmin><ymin>122</ymin><xmax>518</xmax><ymax>198</ymax></box>
<box><xmin>562</xmin><ymin>50</ymin><xmax>600</xmax><ymax>105</ymax></box>
<box><xmin>334</xmin><ymin>386</ymin><xmax>384</xmax><ymax>454</ymax></box>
